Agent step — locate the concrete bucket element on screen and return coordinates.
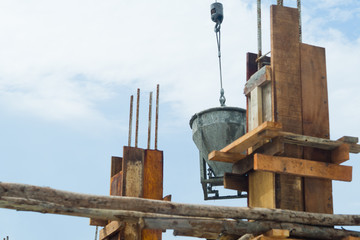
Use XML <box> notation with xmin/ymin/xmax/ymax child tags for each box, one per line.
<box><xmin>190</xmin><ymin>107</ymin><xmax>246</xmax><ymax>178</ymax></box>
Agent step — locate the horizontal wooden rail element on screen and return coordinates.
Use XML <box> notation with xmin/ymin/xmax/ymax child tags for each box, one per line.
<box><xmin>1</xmin><ymin>182</ymin><xmax>360</xmax><ymax>227</ymax></box>
<box><xmin>1</xmin><ymin>182</ymin><xmax>360</xmax><ymax>239</ymax></box>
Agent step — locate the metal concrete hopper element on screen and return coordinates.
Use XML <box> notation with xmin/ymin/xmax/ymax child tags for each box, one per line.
<box><xmin>190</xmin><ymin>106</ymin><xmax>246</xmax><ymax>199</ymax></box>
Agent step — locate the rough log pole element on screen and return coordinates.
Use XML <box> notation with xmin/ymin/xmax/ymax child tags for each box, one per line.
<box><xmin>1</xmin><ymin>196</ymin><xmax>360</xmax><ymax>240</ymax></box>
<box><xmin>1</xmin><ymin>182</ymin><xmax>360</xmax><ymax>228</ymax></box>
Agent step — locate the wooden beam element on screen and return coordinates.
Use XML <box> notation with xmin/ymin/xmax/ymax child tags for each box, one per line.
<box><xmin>208</xmin><ymin>151</ymin><xmax>246</xmax><ymax>163</ymax></box>
<box><xmin>3</xmin><ymin>182</ymin><xmax>360</xmax><ymax>227</ymax></box>
<box><xmin>221</xmin><ymin>121</ymin><xmax>282</xmax><ymax>153</ymax></box>
<box><xmin>252</xmin><ymin>154</ymin><xmax>352</xmax><ymax>181</ymax></box>
<box><xmin>264</xmin><ymin>229</ymin><xmax>289</xmax><ymax>238</ymax></box>
<box><xmin>244</xmin><ymin>66</ymin><xmax>272</xmax><ymax>96</ymax></box>
<box><xmin>338</xmin><ymin>136</ymin><xmax>359</xmax><ymax>144</ymax></box>
<box><xmin>223</xmin><ymin>173</ymin><xmax>248</xmax><ymax>192</ymax></box>
<box><xmin>331</xmin><ymin>143</ymin><xmax>350</xmax><ymax>164</ymax></box>
<box><xmin>100</xmin><ymin>221</ymin><xmax>124</xmax><ymax>240</ymax></box>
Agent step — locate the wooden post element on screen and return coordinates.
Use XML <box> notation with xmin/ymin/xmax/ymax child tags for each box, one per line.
<box><xmin>245</xmin><ymin>5</ymin><xmax>334</xmax><ymax>216</ymax></box>
<box><xmin>100</xmin><ymin>147</ymin><xmax>164</xmax><ymax>240</ymax></box>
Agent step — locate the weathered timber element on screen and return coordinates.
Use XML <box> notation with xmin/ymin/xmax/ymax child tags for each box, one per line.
<box><xmin>238</xmin><ymin>234</ymin><xmax>254</xmax><ymax>240</ymax></box>
<box><xmin>144</xmin><ymin>218</ymin><xmax>360</xmax><ymax>240</ymax></box>
<box><xmin>209</xmin><ymin>151</ymin><xmax>246</xmax><ymax>163</ymax></box>
<box><xmin>174</xmin><ymin>230</ymin><xmax>219</xmax><ymax>239</ymax></box>
<box><xmin>2</xmin><ymin>183</ymin><xmax>360</xmax><ymax>227</ymax></box>
<box><xmin>220</xmin><ymin>121</ymin><xmax>282</xmax><ymax>153</ymax></box>
<box><xmin>244</xmin><ymin>66</ymin><xmax>272</xmax><ymax>96</ymax></box>
<box><xmin>220</xmin><ymin>127</ymin><xmax>360</xmax><ymax>155</ymax></box>
<box><xmin>223</xmin><ymin>173</ymin><xmax>248</xmax><ymax>192</ymax></box>
<box><xmin>100</xmin><ymin>221</ymin><xmax>124</xmax><ymax>240</ymax></box>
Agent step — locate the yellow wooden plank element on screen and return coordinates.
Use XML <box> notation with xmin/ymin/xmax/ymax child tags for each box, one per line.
<box><xmin>342</xmin><ymin>237</ymin><xmax>360</xmax><ymax>240</ymax></box>
<box><xmin>254</xmin><ymin>154</ymin><xmax>352</xmax><ymax>182</ymax></box>
<box><xmin>249</xmin><ymin>171</ymin><xmax>275</xmax><ymax>208</ymax></box>
<box><xmin>208</xmin><ymin>151</ymin><xmax>246</xmax><ymax>163</ymax></box>
<box><xmin>331</xmin><ymin>143</ymin><xmax>350</xmax><ymax>164</ymax></box>
<box><xmin>221</xmin><ymin>121</ymin><xmax>282</xmax><ymax>153</ymax></box>
<box><xmin>99</xmin><ymin>221</ymin><xmax>124</xmax><ymax>240</ymax></box>
<box><xmin>264</xmin><ymin>229</ymin><xmax>289</xmax><ymax>238</ymax></box>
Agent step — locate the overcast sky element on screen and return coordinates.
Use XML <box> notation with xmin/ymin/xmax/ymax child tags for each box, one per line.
<box><xmin>0</xmin><ymin>0</ymin><xmax>360</xmax><ymax>239</ymax></box>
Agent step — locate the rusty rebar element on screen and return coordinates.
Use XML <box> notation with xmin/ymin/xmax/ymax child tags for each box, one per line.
<box><xmin>128</xmin><ymin>95</ymin><xmax>134</xmax><ymax>147</ymax></box>
<box><xmin>257</xmin><ymin>0</ymin><xmax>262</xmax><ymax>70</ymax></box>
<box><xmin>155</xmin><ymin>84</ymin><xmax>160</xmax><ymax>150</ymax></box>
<box><xmin>147</xmin><ymin>92</ymin><xmax>153</xmax><ymax>149</ymax></box>
<box><xmin>135</xmin><ymin>88</ymin><xmax>140</xmax><ymax>148</ymax></box>
<box><xmin>298</xmin><ymin>0</ymin><xmax>302</xmax><ymax>43</ymax></box>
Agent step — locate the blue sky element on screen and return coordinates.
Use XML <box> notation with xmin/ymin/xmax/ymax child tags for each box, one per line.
<box><xmin>0</xmin><ymin>0</ymin><xmax>360</xmax><ymax>239</ymax></box>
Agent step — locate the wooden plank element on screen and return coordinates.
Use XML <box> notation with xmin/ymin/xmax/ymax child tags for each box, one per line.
<box><xmin>244</xmin><ymin>66</ymin><xmax>272</xmax><ymax>95</ymax></box>
<box><xmin>123</xmin><ymin>147</ymin><xmax>145</xmax><ymax>198</ymax></box>
<box><xmin>99</xmin><ymin>221</ymin><xmax>124</xmax><ymax>240</ymax></box>
<box><xmin>331</xmin><ymin>143</ymin><xmax>350</xmax><ymax>164</ymax></box>
<box><xmin>111</xmin><ymin>157</ymin><xmax>123</xmax><ymax>177</ymax></box>
<box><xmin>270</xmin><ymin>5</ymin><xmax>303</xmax><ymax>211</ymax></box>
<box><xmin>300</xmin><ymin>43</ymin><xmax>333</xmax><ymax>214</ymax></box>
<box><xmin>262</xmin><ymin>82</ymin><xmax>272</xmax><ymax>123</ymax></box>
<box><xmin>249</xmin><ymin>171</ymin><xmax>275</xmax><ymax>208</ymax></box>
<box><xmin>123</xmin><ymin>147</ymin><xmax>145</xmax><ymax>240</ymax></box>
<box><xmin>249</xmin><ymin>87</ymin><xmax>263</xmax><ymax>133</ymax></box>
<box><xmin>221</xmin><ymin>121</ymin><xmax>282</xmax><ymax>153</ymax></box>
<box><xmin>110</xmin><ymin>172</ymin><xmax>123</xmax><ymax>196</ymax></box>
<box><xmin>343</xmin><ymin>237</ymin><xmax>360</xmax><ymax>240</ymax></box>
<box><xmin>253</xmin><ymin>154</ymin><xmax>352</xmax><ymax>182</ymax></box>
<box><xmin>90</xmin><ymin>218</ymin><xmax>108</xmax><ymax>227</ymax></box>
<box><xmin>208</xmin><ymin>151</ymin><xmax>246</xmax><ymax>163</ymax></box>
<box><xmin>223</xmin><ymin>173</ymin><xmax>248</xmax><ymax>192</ymax></box>
<box><xmin>255</xmin><ymin>137</ymin><xmax>284</xmax><ymax>156</ymax></box>
<box><xmin>264</xmin><ymin>229</ymin><xmax>289</xmax><ymax>238</ymax></box>
<box><xmin>232</xmin><ymin>155</ymin><xmax>254</xmax><ymax>176</ymax></box>
<box><xmin>143</xmin><ymin>150</ymin><xmax>163</xmax><ymax>200</ymax></box>
<box><xmin>338</xmin><ymin>136</ymin><xmax>359</xmax><ymax>144</ymax></box>
<box><xmin>142</xmin><ymin>149</ymin><xmax>163</xmax><ymax>240</ymax></box>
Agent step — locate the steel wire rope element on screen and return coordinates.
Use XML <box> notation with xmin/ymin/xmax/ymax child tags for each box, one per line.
<box><xmin>215</xmin><ymin>22</ymin><xmax>226</xmax><ymax>106</ymax></box>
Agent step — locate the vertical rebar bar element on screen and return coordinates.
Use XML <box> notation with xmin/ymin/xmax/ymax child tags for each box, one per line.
<box><xmin>155</xmin><ymin>84</ymin><xmax>160</xmax><ymax>150</ymax></box>
<box><xmin>135</xmin><ymin>88</ymin><xmax>140</xmax><ymax>148</ymax></box>
<box><xmin>128</xmin><ymin>95</ymin><xmax>134</xmax><ymax>147</ymax></box>
<box><xmin>297</xmin><ymin>0</ymin><xmax>302</xmax><ymax>43</ymax></box>
<box><xmin>147</xmin><ymin>92</ymin><xmax>153</xmax><ymax>149</ymax></box>
<box><xmin>277</xmin><ymin>0</ymin><xmax>283</xmax><ymax>6</ymax></box>
<box><xmin>257</xmin><ymin>0</ymin><xmax>262</xmax><ymax>70</ymax></box>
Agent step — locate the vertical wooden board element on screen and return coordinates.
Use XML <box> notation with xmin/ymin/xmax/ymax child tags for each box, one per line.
<box><xmin>270</xmin><ymin>5</ymin><xmax>303</xmax><ymax>211</ymax></box>
<box><xmin>123</xmin><ymin>147</ymin><xmax>145</xmax><ymax>240</ymax></box>
<box><xmin>143</xmin><ymin>150</ymin><xmax>163</xmax><ymax>240</ymax></box>
<box><xmin>110</xmin><ymin>172</ymin><xmax>123</xmax><ymax>196</ymax></box>
<box><xmin>301</xmin><ymin>43</ymin><xmax>333</xmax><ymax>214</ymax></box>
<box><xmin>301</xmin><ymin>44</ymin><xmax>329</xmax><ymax>138</ymax></box>
<box><xmin>249</xmin><ymin>171</ymin><xmax>275</xmax><ymax>208</ymax></box>
<box><xmin>123</xmin><ymin>146</ymin><xmax>145</xmax><ymax>198</ymax></box>
<box><xmin>143</xmin><ymin>150</ymin><xmax>163</xmax><ymax>200</ymax></box>
<box><xmin>141</xmin><ymin>229</ymin><xmax>162</xmax><ymax>240</ymax></box>
<box><xmin>262</xmin><ymin>83</ymin><xmax>272</xmax><ymax>122</ymax></box>
<box><xmin>111</xmin><ymin>157</ymin><xmax>123</xmax><ymax>177</ymax></box>
<box><xmin>249</xmin><ymin>87</ymin><xmax>263</xmax><ymax>131</ymax></box>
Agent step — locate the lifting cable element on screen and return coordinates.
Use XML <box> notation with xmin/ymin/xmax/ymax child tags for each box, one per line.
<box><xmin>211</xmin><ymin>2</ymin><xmax>226</xmax><ymax>106</ymax></box>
